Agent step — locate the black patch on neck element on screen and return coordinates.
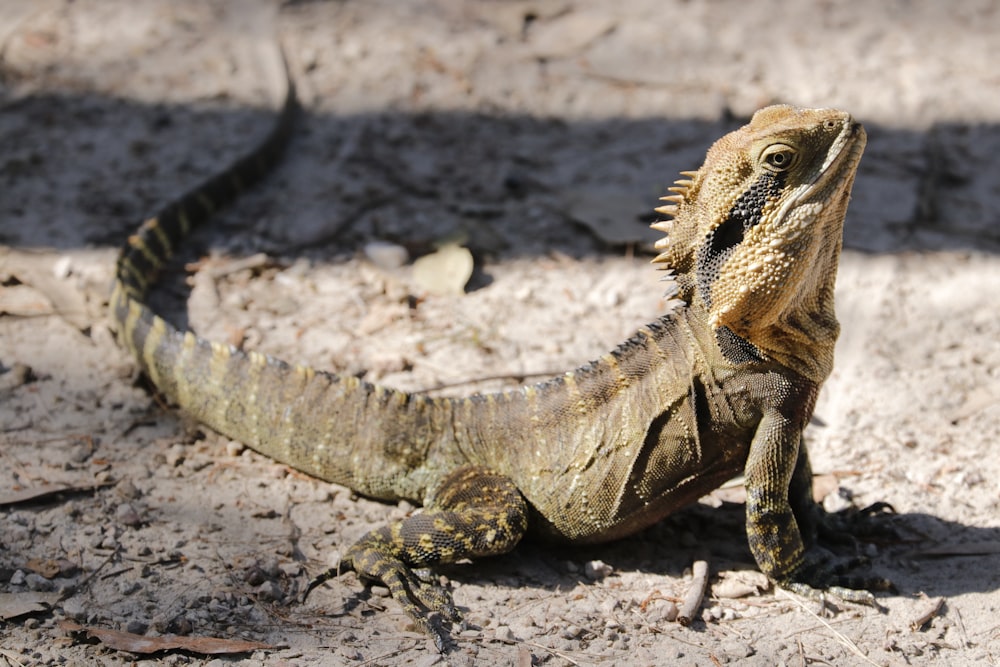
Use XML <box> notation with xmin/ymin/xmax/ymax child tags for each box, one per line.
<box><xmin>696</xmin><ymin>171</ymin><xmax>786</xmax><ymax>307</ymax></box>
<box><xmin>715</xmin><ymin>325</ymin><xmax>765</xmax><ymax>364</ymax></box>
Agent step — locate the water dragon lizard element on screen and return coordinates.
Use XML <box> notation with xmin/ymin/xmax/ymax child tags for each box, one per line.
<box><xmin>110</xmin><ymin>63</ymin><xmax>889</xmax><ymax>649</ymax></box>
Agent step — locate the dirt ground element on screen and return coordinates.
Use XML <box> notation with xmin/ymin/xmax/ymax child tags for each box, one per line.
<box><xmin>2</xmin><ymin>1</ymin><xmax>1000</xmax><ymax>665</ymax></box>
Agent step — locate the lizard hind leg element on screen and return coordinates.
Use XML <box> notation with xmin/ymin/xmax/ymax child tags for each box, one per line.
<box><xmin>339</xmin><ymin>465</ymin><xmax>529</xmax><ymax>651</ymax></box>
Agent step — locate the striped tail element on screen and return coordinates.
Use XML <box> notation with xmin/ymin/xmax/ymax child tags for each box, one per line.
<box><xmin>110</xmin><ymin>63</ymin><xmax>454</xmax><ymax>502</ymax></box>
<box><xmin>111</xmin><ymin>59</ymin><xmax>296</xmax><ymax>379</ymax></box>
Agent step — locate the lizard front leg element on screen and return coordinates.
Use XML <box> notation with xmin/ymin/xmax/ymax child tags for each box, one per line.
<box><xmin>338</xmin><ymin>465</ymin><xmax>529</xmax><ymax>651</ymax></box>
<box><xmin>744</xmin><ymin>411</ymin><xmax>891</xmax><ymax>604</ymax></box>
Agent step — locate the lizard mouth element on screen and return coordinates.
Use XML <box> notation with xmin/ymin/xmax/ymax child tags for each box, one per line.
<box><xmin>798</xmin><ymin>120</ymin><xmax>867</xmax><ymax>206</ymax></box>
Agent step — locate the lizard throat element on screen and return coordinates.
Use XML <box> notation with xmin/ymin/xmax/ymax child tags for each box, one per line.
<box><xmin>695</xmin><ymin>170</ymin><xmax>786</xmax><ymax>309</ymax></box>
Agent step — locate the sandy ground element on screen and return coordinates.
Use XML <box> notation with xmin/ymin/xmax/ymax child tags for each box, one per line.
<box><xmin>2</xmin><ymin>1</ymin><xmax>1000</xmax><ymax>665</ymax></box>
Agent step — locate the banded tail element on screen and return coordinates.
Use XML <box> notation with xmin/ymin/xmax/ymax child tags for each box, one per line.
<box><xmin>110</xmin><ymin>63</ymin><xmax>456</xmax><ymax>502</ymax></box>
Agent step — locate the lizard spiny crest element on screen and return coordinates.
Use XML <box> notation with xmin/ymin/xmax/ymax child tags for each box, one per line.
<box><xmin>651</xmin><ymin>105</ymin><xmax>866</xmax><ymax>382</ymax></box>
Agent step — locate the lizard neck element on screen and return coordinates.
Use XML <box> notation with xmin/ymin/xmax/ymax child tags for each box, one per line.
<box><xmin>677</xmin><ymin>265</ymin><xmax>839</xmax><ymax>387</ymax></box>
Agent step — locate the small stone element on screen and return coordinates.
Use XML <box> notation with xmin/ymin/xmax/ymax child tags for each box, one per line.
<box><xmin>225</xmin><ymin>440</ymin><xmax>245</xmax><ymax>457</ymax></box>
<box><xmin>52</xmin><ymin>255</ymin><xmax>73</xmax><ymax>279</ymax></box>
<box><xmin>494</xmin><ymin>625</ymin><xmax>516</xmax><ymax>643</ymax></box>
<box><xmin>126</xmin><ymin>619</ymin><xmax>148</xmax><ymax>635</ymax></box>
<box><xmin>9</xmin><ymin>569</ymin><xmax>25</xmax><ymax>586</ymax></box>
<box><xmin>364</xmin><ymin>241</ymin><xmax>409</xmax><ymax>270</ymax></box>
<box><xmin>646</xmin><ymin>600</ymin><xmax>679</xmax><ymax>624</ymax></box>
<box><xmin>279</xmin><ymin>562</ymin><xmax>301</xmax><ymax>577</ymax></box>
<box><xmin>170</xmin><ymin>617</ymin><xmax>193</xmax><ymax>635</ymax></box>
<box><xmin>584</xmin><ymin>559</ymin><xmax>613</xmax><ymax>580</ymax></box>
<box><xmin>25</xmin><ymin>573</ymin><xmax>54</xmax><ymax>592</ymax></box>
<box><xmin>244</xmin><ymin>566</ymin><xmax>266</xmax><ymax>586</ymax></box>
<box><xmin>116</xmin><ymin>479</ymin><xmax>142</xmax><ymax>500</ymax></box>
<box><xmin>261</xmin><ymin>557</ymin><xmax>282</xmax><ymax>579</ymax></box>
<box><xmin>118</xmin><ymin>579</ymin><xmax>141</xmax><ymax>595</ymax></box>
<box><xmin>822</xmin><ymin>489</ymin><xmax>854</xmax><ymax>513</ymax></box>
<box><xmin>256</xmin><ymin>580</ymin><xmax>283</xmax><ymax>602</ymax></box>
<box><xmin>560</xmin><ymin>624</ymin><xmax>584</xmax><ymax>640</ymax></box>
<box><xmin>62</xmin><ymin>598</ymin><xmax>87</xmax><ymax>620</ymax></box>
<box><xmin>67</xmin><ymin>440</ymin><xmax>93</xmax><ymax>463</ymax></box>
<box><xmin>116</xmin><ymin>503</ymin><xmax>143</xmax><ymax>527</ymax></box>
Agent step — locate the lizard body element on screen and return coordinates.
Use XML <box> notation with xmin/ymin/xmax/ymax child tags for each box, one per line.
<box><xmin>111</xmin><ymin>66</ymin><xmax>886</xmax><ymax>649</ymax></box>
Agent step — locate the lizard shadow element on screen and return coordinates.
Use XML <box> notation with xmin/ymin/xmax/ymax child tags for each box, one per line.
<box><xmin>432</xmin><ymin>498</ymin><xmax>1000</xmax><ymax>621</ymax></box>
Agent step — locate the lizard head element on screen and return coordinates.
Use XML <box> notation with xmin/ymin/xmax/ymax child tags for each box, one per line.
<box><xmin>651</xmin><ymin>105</ymin><xmax>866</xmax><ymax>380</ymax></box>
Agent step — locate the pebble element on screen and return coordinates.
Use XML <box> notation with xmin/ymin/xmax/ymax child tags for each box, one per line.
<box><xmin>116</xmin><ymin>503</ymin><xmax>143</xmax><ymax>527</ymax></box>
<box><xmin>364</xmin><ymin>241</ymin><xmax>409</xmax><ymax>270</ymax></box>
<box><xmin>256</xmin><ymin>580</ymin><xmax>283</xmax><ymax>602</ymax></box>
<box><xmin>560</xmin><ymin>624</ymin><xmax>584</xmax><ymax>640</ymax></box>
<box><xmin>25</xmin><ymin>573</ymin><xmax>53</xmax><ymax>592</ymax></box>
<box><xmin>126</xmin><ymin>619</ymin><xmax>148</xmax><ymax>635</ymax></box>
<box><xmin>584</xmin><ymin>559</ymin><xmax>613</xmax><ymax>580</ymax></box>
<box><xmin>62</xmin><ymin>598</ymin><xmax>87</xmax><ymax>620</ymax></box>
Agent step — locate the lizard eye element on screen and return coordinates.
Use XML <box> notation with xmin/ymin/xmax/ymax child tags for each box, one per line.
<box><xmin>761</xmin><ymin>144</ymin><xmax>797</xmax><ymax>172</ymax></box>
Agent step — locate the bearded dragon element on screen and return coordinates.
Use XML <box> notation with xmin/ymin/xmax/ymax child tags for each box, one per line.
<box><xmin>111</xmin><ymin>68</ymin><xmax>888</xmax><ymax>649</ymax></box>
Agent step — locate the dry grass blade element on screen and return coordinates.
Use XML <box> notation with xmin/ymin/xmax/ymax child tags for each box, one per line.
<box><xmin>777</xmin><ymin>589</ymin><xmax>880</xmax><ymax>667</ymax></box>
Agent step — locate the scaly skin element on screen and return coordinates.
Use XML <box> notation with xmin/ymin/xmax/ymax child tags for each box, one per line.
<box><xmin>112</xmin><ymin>61</ymin><xmax>888</xmax><ymax>650</ymax></box>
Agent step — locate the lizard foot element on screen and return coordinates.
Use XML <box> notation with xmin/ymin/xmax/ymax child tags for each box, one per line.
<box><xmin>301</xmin><ymin>559</ymin><xmax>458</xmax><ymax>652</ymax></box>
<box><xmin>344</xmin><ymin>547</ymin><xmax>460</xmax><ymax>652</ymax></box>
<box><xmin>309</xmin><ymin>466</ymin><xmax>529</xmax><ymax>652</ymax></box>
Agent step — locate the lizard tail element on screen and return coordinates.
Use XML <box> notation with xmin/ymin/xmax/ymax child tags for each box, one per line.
<box><xmin>110</xmin><ymin>56</ymin><xmax>450</xmax><ymax>501</ymax></box>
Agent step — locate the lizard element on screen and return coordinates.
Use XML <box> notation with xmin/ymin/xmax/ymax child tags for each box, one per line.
<box><xmin>110</xmin><ymin>63</ymin><xmax>889</xmax><ymax>649</ymax></box>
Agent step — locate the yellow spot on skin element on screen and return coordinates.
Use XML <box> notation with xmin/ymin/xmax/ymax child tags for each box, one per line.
<box><xmin>141</xmin><ymin>315</ymin><xmax>168</xmax><ymax>389</ymax></box>
<box><xmin>144</xmin><ymin>217</ymin><xmax>172</xmax><ymax>256</ymax></box>
<box><xmin>122</xmin><ymin>300</ymin><xmax>144</xmax><ymax>357</ymax></box>
<box><xmin>127</xmin><ymin>234</ymin><xmax>160</xmax><ymax>268</ymax></box>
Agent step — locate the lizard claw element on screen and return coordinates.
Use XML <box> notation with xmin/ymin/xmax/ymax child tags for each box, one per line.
<box><xmin>301</xmin><ymin>557</ymin><xmax>457</xmax><ymax>652</ymax></box>
<box><xmin>344</xmin><ymin>545</ymin><xmax>460</xmax><ymax>652</ymax></box>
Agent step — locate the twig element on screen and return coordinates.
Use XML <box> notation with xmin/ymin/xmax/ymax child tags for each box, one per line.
<box><xmin>778</xmin><ymin>589</ymin><xmax>880</xmax><ymax>667</ymax></box>
<box><xmin>678</xmin><ymin>559</ymin><xmax>709</xmax><ymax>626</ymax></box>
<box><xmin>525</xmin><ymin>641</ymin><xmax>581</xmax><ymax>665</ymax></box>
<box><xmin>909</xmin><ymin>596</ymin><xmax>944</xmax><ymax>631</ymax></box>
<box><xmin>953</xmin><ymin>605</ymin><xmax>971</xmax><ymax>649</ymax></box>
<box><xmin>0</xmin><ymin>648</ymin><xmax>27</xmax><ymax>667</ymax></box>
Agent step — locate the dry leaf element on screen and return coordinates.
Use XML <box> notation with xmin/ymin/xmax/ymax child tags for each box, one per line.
<box><xmin>412</xmin><ymin>243</ymin><xmax>473</xmax><ymax>296</ymax></box>
<box><xmin>0</xmin><ymin>481</ymin><xmax>112</xmax><ymax>506</ymax></box>
<box><xmin>0</xmin><ymin>484</ymin><xmax>73</xmax><ymax>506</ymax></box>
<box><xmin>0</xmin><ymin>284</ymin><xmax>54</xmax><ymax>316</ymax></box>
<box><xmin>25</xmin><ymin>559</ymin><xmax>61</xmax><ymax>579</ymax></box>
<box><xmin>59</xmin><ymin>621</ymin><xmax>275</xmax><ymax>655</ymax></box>
<box><xmin>712</xmin><ymin>570</ymin><xmax>770</xmax><ymax>599</ymax></box>
<box><xmin>0</xmin><ymin>592</ymin><xmax>61</xmax><ymax>620</ymax></box>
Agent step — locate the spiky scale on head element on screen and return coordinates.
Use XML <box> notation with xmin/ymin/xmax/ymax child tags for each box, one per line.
<box><xmin>652</xmin><ymin>105</ymin><xmax>866</xmax><ymax>382</ymax></box>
